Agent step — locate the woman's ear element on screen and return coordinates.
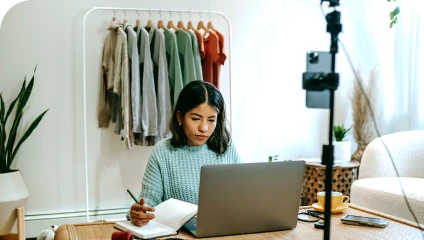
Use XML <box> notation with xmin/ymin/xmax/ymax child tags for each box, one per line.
<box><xmin>176</xmin><ymin>111</ymin><xmax>182</xmax><ymax>126</ymax></box>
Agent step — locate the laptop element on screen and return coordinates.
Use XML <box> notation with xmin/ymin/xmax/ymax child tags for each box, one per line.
<box><xmin>184</xmin><ymin>160</ymin><xmax>305</xmax><ymax>238</ymax></box>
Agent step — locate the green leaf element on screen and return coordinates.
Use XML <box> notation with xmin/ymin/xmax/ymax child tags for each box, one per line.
<box><xmin>390</xmin><ymin>12</ymin><xmax>394</xmax><ymax>20</ymax></box>
<box><xmin>7</xmin><ymin>109</ymin><xmax>48</xmax><ymax>170</ymax></box>
<box><xmin>390</xmin><ymin>21</ymin><xmax>394</xmax><ymax>28</ymax></box>
<box><xmin>15</xmin><ymin>76</ymin><xmax>34</xmax><ymax>119</ymax></box>
<box><xmin>393</xmin><ymin>7</ymin><xmax>400</xmax><ymax>16</ymax></box>
<box><xmin>5</xmin><ymin>80</ymin><xmax>26</xmax><ymax>125</ymax></box>
<box><xmin>6</xmin><ymin>76</ymin><xmax>33</xmax><ymax>163</ymax></box>
<box><xmin>0</xmin><ymin>93</ymin><xmax>4</xmax><ymax>125</ymax></box>
<box><xmin>5</xmin><ymin>109</ymin><xmax>23</xmax><ymax>167</ymax></box>
<box><xmin>0</xmin><ymin>94</ymin><xmax>4</xmax><ymax>172</ymax></box>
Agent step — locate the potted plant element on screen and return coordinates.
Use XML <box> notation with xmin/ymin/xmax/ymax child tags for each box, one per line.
<box><xmin>0</xmin><ymin>66</ymin><xmax>48</xmax><ymax>235</ymax></box>
<box><xmin>268</xmin><ymin>155</ymin><xmax>279</xmax><ymax>162</ymax></box>
<box><xmin>333</xmin><ymin>124</ymin><xmax>352</xmax><ymax>162</ymax></box>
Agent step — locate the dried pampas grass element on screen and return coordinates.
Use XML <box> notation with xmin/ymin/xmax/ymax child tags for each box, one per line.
<box><xmin>351</xmin><ymin>66</ymin><xmax>378</xmax><ymax>163</ymax></box>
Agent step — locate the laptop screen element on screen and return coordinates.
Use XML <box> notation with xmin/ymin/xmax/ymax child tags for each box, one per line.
<box><xmin>185</xmin><ymin>161</ymin><xmax>305</xmax><ymax>238</ymax></box>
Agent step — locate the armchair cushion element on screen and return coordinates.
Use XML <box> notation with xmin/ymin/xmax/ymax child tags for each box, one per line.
<box><xmin>351</xmin><ymin>130</ymin><xmax>424</xmax><ymax>224</ymax></box>
<box><xmin>359</xmin><ymin>130</ymin><xmax>424</xmax><ymax>179</ymax></box>
<box><xmin>351</xmin><ymin>177</ymin><xmax>424</xmax><ymax>224</ymax></box>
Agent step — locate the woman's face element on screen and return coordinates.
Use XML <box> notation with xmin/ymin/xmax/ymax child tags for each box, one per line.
<box><xmin>178</xmin><ymin>103</ymin><xmax>218</xmax><ymax>146</ymax></box>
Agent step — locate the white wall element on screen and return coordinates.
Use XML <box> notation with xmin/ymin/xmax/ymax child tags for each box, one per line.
<box><xmin>0</xmin><ymin>0</ymin><xmax>392</xmax><ymax>237</ymax></box>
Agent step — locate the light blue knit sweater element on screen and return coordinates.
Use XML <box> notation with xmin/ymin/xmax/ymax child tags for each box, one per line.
<box><xmin>138</xmin><ymin>139</ymin><xmax>241</xmax><ymax>207</ymax></box>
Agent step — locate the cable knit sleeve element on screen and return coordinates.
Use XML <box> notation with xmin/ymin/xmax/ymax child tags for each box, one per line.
<box><xmin>140</xmin><ymin>148</ymin><xmax>164</xmax><ymax>207</ymax></box>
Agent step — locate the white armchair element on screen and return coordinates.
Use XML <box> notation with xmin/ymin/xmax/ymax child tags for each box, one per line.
<box><xmin>350</xmin><ymin>130</ymin><xmax>424</xmax><ymax>224</ymax></box>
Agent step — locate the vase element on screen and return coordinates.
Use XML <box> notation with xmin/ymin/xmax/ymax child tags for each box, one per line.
<box><xmin>333</xmin><ymin>141</ymin><xmax>351</xmax><ymax>162</ymax></box>
<box><xmin>0</xmin><ymin>170</ymin><xmax>29</xmax><ymax>235</ymax></box>
<box><xmin>351</xmin><ymin>144</ymin><xmax>366</xmax><ymax>163</ymax></box>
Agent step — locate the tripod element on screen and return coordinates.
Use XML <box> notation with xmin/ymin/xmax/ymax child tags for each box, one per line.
<box><xmin>302</xmin><ymin>1</ymin><xmax>342</xmax><ymax>239</ymax></box>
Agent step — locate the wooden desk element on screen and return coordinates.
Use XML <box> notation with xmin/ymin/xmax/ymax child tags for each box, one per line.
<box><xmin>54</xmin><ymin>204</ymin><xmax>423</xmax><ymax>240</ymax></box>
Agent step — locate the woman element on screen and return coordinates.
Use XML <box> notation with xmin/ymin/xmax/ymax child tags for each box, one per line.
<box><xmin>130</xmin><ymin>81</ymin><xmax>241</xmax><ymax>227</ymax></box>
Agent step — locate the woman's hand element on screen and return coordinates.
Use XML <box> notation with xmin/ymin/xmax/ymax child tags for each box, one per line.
<box><xmin>130</xmin><ymin>198</ymin><xmax>156</xmax><ymax>227</ymax></box>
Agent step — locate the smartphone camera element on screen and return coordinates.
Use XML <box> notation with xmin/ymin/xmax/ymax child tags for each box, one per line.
<box><xmin>308</xmin><ymin>52</ymin><xmax>320</xmax><ymax>64</ymax></box>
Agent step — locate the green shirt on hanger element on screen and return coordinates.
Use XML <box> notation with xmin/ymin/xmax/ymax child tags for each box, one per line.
<box><xmin>164</xmin><ymin>28</ymin><xmax>184</xmax><ymax>108</ymax></box>
<box><xmin>188</xmin><ymin>31</ymin><xmax>203</xmax><ymax>81</ymax></box>
<box><xmin>175</xmin><ymin>29</ymin><xmax>197</xmax><ymax>86</ymax></box>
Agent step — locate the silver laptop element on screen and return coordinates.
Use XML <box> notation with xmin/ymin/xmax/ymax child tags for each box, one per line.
<box><xmin>184</xmin><ymin>160</ymin><xmax>305</xmax><ymax>238</ymax></box>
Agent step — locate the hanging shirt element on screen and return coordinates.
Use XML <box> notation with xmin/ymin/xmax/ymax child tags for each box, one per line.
<box><xmin>124</xmin><ymin>23</ymin><xmax>140</xmax><ymax>135</ymax></box>
<box><xmin>98</xmin><ymin>20</ymin><xmax>132</xmax><ymax>149</ymax></box>
<box><xmin>192</xmin><ymin>29</ymin><xmax>205</xmax><ymax>60</ymax></box>
<box><xmin>188</xmin><ymin>31</ymin><xmax>203</xmax><ymax>81</ymax></box>
<box><xmin>98</xmin><ymin>20</ymin><xmax>120</xmax><ymax>128</ymax></box>
<box><xmin>213</xmin><ymin>30</ymin><xmax>226</xmax><ymax>89</ymax></box>
<box><xmin>164</xmin><ymin>28</ymin><xmax>183</xmax><ymax>108</ymax></box>
<box><xmin>113</xmin><ymin>23</ymin><xmax>133</xmax><ymax>149</ymax></box>
<box><xmin>202</xmin><ymin>30</ymin><xmax>220</xmax><ymax>88</ymax></box>
<box><xmin>175</xmin><ymin>29</ymin><xmax>197</xmax><ymax>86</ymax></box>
<box><xmin>134</xmin><ymin>26</ymin><xmax>158</xmax><ymax>145</ymax></box>
<box><xmin>149</xmin><ymin>27</ymin><xmax>172</xmax><ymax>143</ymax></box>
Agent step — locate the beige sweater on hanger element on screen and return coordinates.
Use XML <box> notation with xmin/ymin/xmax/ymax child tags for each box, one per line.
<box><xmin>99</xmin><ymin>20</ymin><xmax>133</xmax><ymax>149</ymax></box>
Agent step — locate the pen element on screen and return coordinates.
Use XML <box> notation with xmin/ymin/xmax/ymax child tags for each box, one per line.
<box><xmin>127</xmin><ymin>189</ymin><xmax>139</xmax><ymax>204</ymax></box>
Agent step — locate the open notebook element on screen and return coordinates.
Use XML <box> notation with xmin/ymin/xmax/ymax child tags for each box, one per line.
<box><xmin>114</xmin><ymin>198</ymin><xmax>197</xmax><ymax>239</ymax></box>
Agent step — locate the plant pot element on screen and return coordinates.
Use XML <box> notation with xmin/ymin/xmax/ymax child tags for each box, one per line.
<box><xmin>0</xmin><ymin>170</ymin><xmax>29</xmax><ymax>235</ymax></box>
<box><xmin>333</xmin><ymin>141</ymin><xmax>351</xmax><ymax>162</ymax></box>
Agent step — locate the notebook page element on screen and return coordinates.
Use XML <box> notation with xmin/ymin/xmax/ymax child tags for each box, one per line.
<box><xmin>153</xmin><ymin>198</ymin><xmax>198</xmax><ymax>231</ymax></box>
<box><xmin>114</xmin><ymin>220</ymin><xmax>175</xmax><ymax>239</ymax></box>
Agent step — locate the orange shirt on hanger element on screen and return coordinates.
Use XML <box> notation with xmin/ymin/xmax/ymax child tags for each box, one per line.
<box><xmin>192</xmin><ymin>29</ymin><xmax>205</xmax><ymax>59</ymax></box>
<box><xmin>202</xmin><ymin>30</ymin><xmax>220</xmax><ymax>88</ymax></box>
<box><xmin>214</xmin><ymin>30</ymin><xmax>226</xmax><ymax>89</ymax></box>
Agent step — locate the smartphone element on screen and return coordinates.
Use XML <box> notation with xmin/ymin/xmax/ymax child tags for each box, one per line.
<box><xmin>341</xmin><ymin>215</ymin><xmax>389</xmax><ymax>228</ymax></box>
<box><xmin>305</xmin><ymin>51</ymin><xmax>331</xmax><ymax>109</ymax></box>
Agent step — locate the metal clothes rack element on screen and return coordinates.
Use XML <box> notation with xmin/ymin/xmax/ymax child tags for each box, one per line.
<box><xmin>82</xmin><ymin>7</ymin><xmax>233</xmax><ymax>222</ymax></box>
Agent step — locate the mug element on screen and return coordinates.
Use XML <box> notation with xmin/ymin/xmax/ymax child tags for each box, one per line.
<box><xmin>317</xmin><ymin>191</ymin><xmax>349</xmax><ymax>209</ymax></box>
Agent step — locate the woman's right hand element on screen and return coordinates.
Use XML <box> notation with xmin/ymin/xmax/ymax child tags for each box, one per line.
<box><xmin>130</xmin><ymin>198</ymin><xmax>156</xmax><ymax>227</ymax></box>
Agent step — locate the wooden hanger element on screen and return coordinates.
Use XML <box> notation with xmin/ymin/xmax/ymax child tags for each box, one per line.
<box><xmin>197</xmin><ymin>11</ymin><xmax>209</xmax><ymax>34</ymax></box>
<box><xmin>146</xmin><ymin>19</ymin><xmax>153</xmax><ymax>28</ymax></box>
<box><xmin>206</xmin><ymin>11</ymin><xmax>217</xmax><ymax>31</ymax></box>
<box><xmin>197</xmin><ymin>20</ymin><xmax>209</xmax><ymax>34</ymax></box>
<box><xmin>146</xmin><ymin>9</ymin><xmax>153</xmax><ymax>28</ymax></box>
<box><xmin>167</xmin><ymin>11</ymin><xmax>178</xmax><ymax>31</ymax></box>
<box><xmin>207</xmin><ymin>21</ymin><xmax>217</xmax><ymax>31</ymax></box>
<box><xmin>135</xmin><ymin>11</ymin><xmax>141</xmax><ymax>27</ymax></box>
<box><xmin>112</xmin><ymin>9</ymin><xmax>117</xmax><ymax>21</ymax></box>
<box><xmin>158</xmin><ymin>19</ymin><xmax>166</xmax><ymax>29</ymax></box>
<box><xmin>123</xmin><ymin>9</ymin><xmax>128</xmax><ymax>24</ymax></box>
<box><xmin>207</xmin><ymin>21</ymin><xmax>217</xmax><ymax>32</ymax></box>
<box><xmin>168</xmin><ymin>20</ymin><xmax>178</xmax><ymax>31</ymax></box>
<box><xmin>177</xmin><ymin>10</ymin><xmax>189</xmax><ymax>31</ymax></box>
<box><xmin>158</xmin><ymin>10</ymin><xmax>165</xmax><ymax>28</ymax></box>
<box><xmin>187</xmin><ymin>20</ymin><xmax>195</xmax><ymax>30</ymax></box>
<box><xmin>187</xmin><ymin>11</ymin><xmax>195</xmax><ymax>30</ymax></box>
<box><xmin>178</xmin><ymin>20</ymin><xmax>189</xmax><ymax>32</ymax></box>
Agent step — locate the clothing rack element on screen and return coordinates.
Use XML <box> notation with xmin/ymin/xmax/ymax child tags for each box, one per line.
<box><xmin>82</xmin><ymin>7</ymin><xmax>233</xmax><ymax>222</ymax></box>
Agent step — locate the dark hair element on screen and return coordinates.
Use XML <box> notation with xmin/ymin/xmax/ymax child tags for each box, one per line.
<box><xmin>170</xmin><ymin>81</ymin><xmax>231</xmax><ymax>155</ymax></box>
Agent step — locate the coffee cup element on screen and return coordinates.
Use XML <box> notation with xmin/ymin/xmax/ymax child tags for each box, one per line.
<box><xmin>317</xmin><ymin>191</ymin><xmax>349</xmax><ymax>209</ymax></box>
